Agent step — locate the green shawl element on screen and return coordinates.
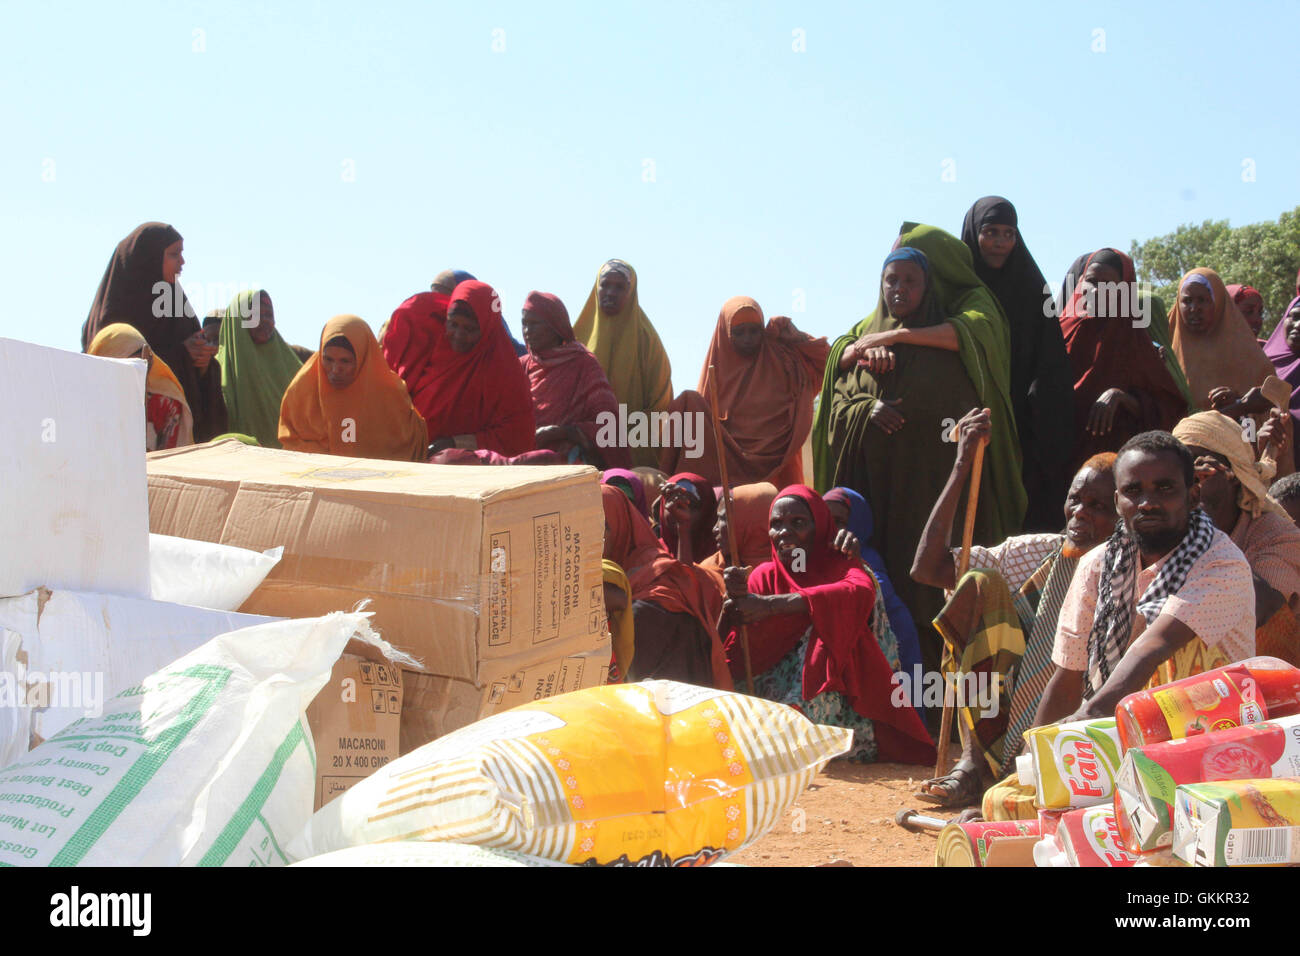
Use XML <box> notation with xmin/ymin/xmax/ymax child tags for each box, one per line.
<box><xmin>1140</xmin><ymin>290</ymin><xmax>1196</xmax><ymax>410</ymax></box>
<box><xmin>812</xmin><ymin>223</ymin><xmax>1026</xmax><ymax>540</ymax></box>
<box><xmin>216</xmin><ymin>290</ymin><xmax>303</xmax><ymax>449</ymax></box>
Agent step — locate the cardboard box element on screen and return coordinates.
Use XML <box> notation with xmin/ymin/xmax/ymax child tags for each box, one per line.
<box><xmin>400</xmin><ymin>645</ymin><xmax>610</xmax><ymax>753</ymax></box>
<box><xmin>0</xmin><ymin>338</ymin><xmax>150</xmax><ymax>599</ymax></box>
<box><xmin>145</xmin><ymin>441</ymin><xmax>610</xmax><ymax>683</ymax></box>
<box><xmin>307</xmin><ymin>653</ymin><xmax>404</xmax><ymax>810</ymax></box>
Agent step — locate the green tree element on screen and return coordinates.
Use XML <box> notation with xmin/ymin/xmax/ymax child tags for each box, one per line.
<box><xmin>1130</xmin><ymin>205</ymin><xmax>1300</xmax><ymax>335</ymax></box>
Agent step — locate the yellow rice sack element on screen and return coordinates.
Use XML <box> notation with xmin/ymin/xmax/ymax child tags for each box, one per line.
<box><xmin>288</xmin><ymin>681</ymin><xmax>852</xmax><ymax>866</ymax></box>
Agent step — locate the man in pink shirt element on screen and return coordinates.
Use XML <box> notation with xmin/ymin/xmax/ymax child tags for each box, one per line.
<box><xmin>1035</xmin><ymin>431</ymin><xmax>1255</xmax><ymax>725</ymax></box>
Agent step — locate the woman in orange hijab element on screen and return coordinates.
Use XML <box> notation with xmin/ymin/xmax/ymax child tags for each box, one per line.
<box><xmin>660</xmin><ymin>296</ymin><xmax>828</xmax><ymax>487</ymax></box>
<box><xmin>1169</xmin><ymin>267</ymin><xmax>1293</xmax><ymax>476</ymax></box>
<box><xmin>87</xmin><ymin>322</ymin><xmax>195</xmax><ymax>450</ymax></box>
<box><xmin>695</xmin><ymin>482</ymin><xmax>779</xmax><ymax>597</ymax></box>
<box><xmin>278</xmin><ymin>315</ymin><xmax>428</xmax><ymax>461</ymax></box>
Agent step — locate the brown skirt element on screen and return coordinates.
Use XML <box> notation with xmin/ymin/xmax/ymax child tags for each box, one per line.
<box><xmin>627</xmin><ymin>600</ymin><xmax>715</xmax><ymax>686</ymax></box>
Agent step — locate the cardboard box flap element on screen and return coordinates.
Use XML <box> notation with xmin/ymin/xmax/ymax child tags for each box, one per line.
<box><xmin>148</xmin><ymin>439</ymin><xmax>598</xmax><ymax>503</ymax></box>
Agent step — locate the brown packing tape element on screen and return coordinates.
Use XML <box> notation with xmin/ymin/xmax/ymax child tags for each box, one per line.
<box><xmin>306</xmin><ymin>654</ymin><xmax>404</xmax><ymax>811</ymax></box>
<box><xmin>145</xmin><ymin>442</ymin><xmax>607</xmax><ymax>681</ymax></box>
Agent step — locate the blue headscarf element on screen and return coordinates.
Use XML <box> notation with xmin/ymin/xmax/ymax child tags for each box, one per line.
<box><xmin>882</xmin><ymin>246</ymin><xmax>931</xmax><ymax>275</ymax></box>
<box><xmin>824</xmin><ymin>487</ymin><xmax>924</xmax><ymax>691</ymax></box>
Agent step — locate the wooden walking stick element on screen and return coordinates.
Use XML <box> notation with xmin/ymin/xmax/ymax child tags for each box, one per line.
<box><xmin>933</xmin><ymin>426</ymin><xmax>987</xmax><ymax>780</ymax></box>
<box><xmin>706</xmin><ymin>364</ymin><xmax>756</xmax><ymax>695</ymax></box>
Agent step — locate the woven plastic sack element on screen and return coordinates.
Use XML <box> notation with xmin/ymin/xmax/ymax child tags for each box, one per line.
<box><xmin>0</xmin><ymin>611</ymin><xmax>383</xmax><ymax>866</ymax></box>
<box><xmin>289</xmin><ymin>680</ymin><xmax>851</xmax><ymax>866</ymax></box>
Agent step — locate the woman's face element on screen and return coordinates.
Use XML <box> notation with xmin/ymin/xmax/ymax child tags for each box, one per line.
<box><xmin>161</xmin><ymin>240</ymin><xmax>184</xmax><ymax>284</ymax></box>
<box><xmin>824</xmin><ymin>497</ymin><xmax>851</xmax><ymax>533</ymax></box>
<box><xmin>712</xmin><ymin>498</ymin><xmax>729</xmax><ymax>554</ymax></box>
<box><xmin>882</xmin><ymin>260</ymin><xmax>926</xmax><ymax>320</ymax></box>
<box><xmin>521</xmin><ymin>309</ymin><xmax>561</xmax><ymax>354</ymax></box>
<box><xmin>769</xmin><ymin>496</ymin><xmax>817</xmax><ymax>570</ymax></box>
<box><xmin>1237</xmin><ymin>297</ymin><xmax>1263</xmax><ymax>336</ymax></box>
<box><xmin>248</xmin><ymin>293</ymin><xmax>276</xmax><ymax>345</ymax></box>
<box><xmin>729</xmin><ymin>321</ymin><xmax>763</xmax><ymax>358</ymax></box>
<box><xmin>977</xmin><ymin>224</ymin><xmax>1017</xmax><ymax>270</ymax></box>
<box><xmin>130</xmin><ymin>346</ymin><xmax>155</xmax><ymax>377</ymax></box>
<box><xmin>1178</xmin><ymin>281</ymin><xmax>1218</xmax><ymax>334</ymax></box>
<box><xmin>1076</xmin><ymin>262</ymin><xmax>1122</xmax><ymax>318</ymax></box>
<box><xmin>321</xmin><ymin>344</ymin><xmax>359</xmax><ymax>389</ymax></box>
<box><xmin>1284</xmin><ymin>303</ymin><xmax>1300</xmax><ymax>352</ymax></box>
<box><xmin>446</xmin><ymin>306</ymin><xmax>482</xmax><ymax>354</ymax></box>
<box><xmin>597</xmin><ymin>270</ymin><xmax>631</xmax><ymax>316</ymax></box>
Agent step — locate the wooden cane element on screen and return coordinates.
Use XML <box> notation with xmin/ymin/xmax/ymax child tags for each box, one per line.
<box><xmin>706</xmin><ymin>364</ymin><xmax>756</xmax><ymax>694</ymax></box>
<box><xmin>933</xmin><ymin>431</ymin><xmax>987</xmax><ymax>780</ymax></box>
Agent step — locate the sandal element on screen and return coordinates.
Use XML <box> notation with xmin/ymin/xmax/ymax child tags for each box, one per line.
<box><xmin>915</xmin><ymin>761</ymin><xmax>985</xmax><ymax>809</ymax></box>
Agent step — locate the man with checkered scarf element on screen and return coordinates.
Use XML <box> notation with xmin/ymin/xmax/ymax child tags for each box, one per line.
<box><xmin>1034</xmin><ymin>431</ymin><xmax>1256</xmax><ymax>725</ymax></box>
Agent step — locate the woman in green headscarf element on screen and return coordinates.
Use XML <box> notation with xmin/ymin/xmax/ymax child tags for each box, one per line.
<box><xmin>811</xmin><ymin>224</ymin><xmax>1026</xmax><ymax>675</ymax></box>
<box><xmin>216</xmin><ymin>289</ymin><xmax>303</xmax><ymax>448</ymax></box>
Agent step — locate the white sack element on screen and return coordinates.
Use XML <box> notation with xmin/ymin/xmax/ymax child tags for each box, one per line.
<box><xmin>0</xmin><ymin>611</ymin><xmax>380</xmax><ymax>866</ymax></box>
<box><xmin>149</xmin><ymin>533</ymin><xmax>284</xmax><ymax>611</ymax></box>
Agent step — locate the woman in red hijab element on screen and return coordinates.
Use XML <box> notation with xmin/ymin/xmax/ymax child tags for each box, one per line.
<box><xmin>383</xmin><ymin>288</ymin><xmax>451</xmax><ymax>390</ymax></box>
<box><xmin>401</xmin><ymin>280</ymin><xmax>536</xmax><ymax>456</ymax></box>
<box><xmin>1058</xmin><ymin>248</ymin><xmax>1188</xmax><ymax>470</ymax></box>
<box><xmin>655</xmin><ymin>472</ymin><xmax>718</xmax><ymax>563</ymax></box>
<box><xmin>719</xmin><ymin>485</ymin><xmax>935</xmax><ymax>764</ymax></box>
<box><xmin>1227</xmin><ymin>284</ymin><xmax>1266</xmax><ymax>339</ymax></box>
<box><xmin>601</xmin><ymin>486</ymin><xmax>732</xmax><ymax>689</ymax></box>
<box><xmin>519</xmin><ymin>290</ymin><xmax>629</xmax><ymax>467</ymax></box>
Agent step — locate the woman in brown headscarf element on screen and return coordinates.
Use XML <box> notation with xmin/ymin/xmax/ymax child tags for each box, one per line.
<box><xmin>1170</xmin><ymin>267</ymin><xmax>1293</xmax><ymax>476</ymax></box>
<box><xmin>278</xmin><ymin>315</ymin><xmax>428</xmax><ymax>461</ymax></box>
<box><xmin>659</xmin><ymin>296</ymin><xmax>828</xmax><ymax>486</ymax></box>
<box><xmin>695</xmin><ymin>482</ymin><xmax>779</xmax><ymax>596</ymax></box>
<box><xmin>82</xmin><ymin>222</ymin><xmax>227</xmax><ymax>441</ymax></box>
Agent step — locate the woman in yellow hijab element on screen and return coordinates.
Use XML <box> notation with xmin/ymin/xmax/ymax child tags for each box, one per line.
<box><xmin>602</xmin><ymin>560</ymin><xmax>634</xmax><ymax>682</ymax></box>
<box><xmin>87</xmin><ymin>322</ymin><xmax>194</xmax><ymax>450</ymax></box>
<box><xmin>278</xmin><ymin>315</ymin><xmax>428</xmax><ymax>461</ymax></box>
<box><xmin>574</xmin><ymin>259</ymin><xmax>674</xmax><ymax>468</ymax></box>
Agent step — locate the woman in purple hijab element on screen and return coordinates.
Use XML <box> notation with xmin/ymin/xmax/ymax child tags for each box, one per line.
<box><xmin>1264</xmin><ymin>294</ymin><xmax>1300</xmax><ymax>470</ymax></box>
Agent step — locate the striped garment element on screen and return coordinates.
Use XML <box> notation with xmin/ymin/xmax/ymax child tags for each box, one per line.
<box><xmin>933</xmin><ymin>536</ymin><xmax>1075</xmax><ymax>779</ymax></box>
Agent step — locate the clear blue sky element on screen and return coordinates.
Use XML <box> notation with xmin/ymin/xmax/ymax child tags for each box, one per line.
<box><xmin>4</xmin><ymin>1</ymin><xmax>1297</xmax><ymax>384</ymax></box>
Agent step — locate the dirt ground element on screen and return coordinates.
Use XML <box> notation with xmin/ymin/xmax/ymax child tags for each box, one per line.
<box><xmin>729</xmin><ymin>741</ymin><xmax>964</xmax><ymax>867</ymax></box>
